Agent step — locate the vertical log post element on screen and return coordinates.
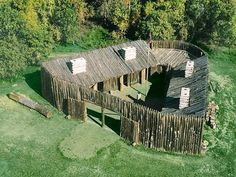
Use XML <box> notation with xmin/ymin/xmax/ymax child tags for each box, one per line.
<box><xmin>119</xmin><ymin>75</ymin><xmax>124</xmax><ymax>91</ymax></box>
<box><xmin>157</xmin><ymin>65</ymin><xmax>163</xmax><ymax>74</ymax></box>
<box><xmin>101</xmin><ymin>93</ymin><xmax>105</xmax><ymax>127</ymax></box>
<box><xmin>133</xmin><ymin>120</ymin><xmax>140</xmax><ymax>144</ymax></box>
<box><xmin>101</xmin><ymin>107</ymin><xmax>105</xmax><ymax>127</ymax></box>
<box><xmin>140</xmin><ymin>69</ymin><xmax>146</xmax><ymax>84</ymax></box>
<box><xmin>146</xmin><ymin>68</ymin><xmax>150</xmax><ymax>81</ymax></box>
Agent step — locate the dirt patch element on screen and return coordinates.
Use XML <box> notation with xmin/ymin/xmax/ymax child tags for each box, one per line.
<box><xmin>59</xmin><ymin>121</ymin><xmax>120</xmax><ymax>160</ymax></box>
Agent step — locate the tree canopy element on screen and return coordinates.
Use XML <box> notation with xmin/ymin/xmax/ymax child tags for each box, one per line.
<box><xmin>0</xmin><ymin>0</ymin><xmax>235</xmax><ymax>78</ymax></box>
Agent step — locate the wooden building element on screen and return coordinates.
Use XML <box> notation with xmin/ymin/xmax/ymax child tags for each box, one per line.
<box><xmin>41</xmin><ymin>40</ymin><xmax>208</xmax><ymax>154</ymax></box>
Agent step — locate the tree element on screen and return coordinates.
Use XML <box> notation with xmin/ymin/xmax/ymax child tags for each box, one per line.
<box><xmin>52</xmin><ymin>0</ymin><xmax>88</xmax><ymax>44</ymax></box>
<box><xmin>138</xmin><ymin>2</ymin><xmax>175</xmax><ymax>40</ymax></box>
<box><xmin>185</xmin><ymin>0</ymin><xmax>236</xmax><ymax>45</ymax></box>
<box><xmin>0</xmin><ymin>1</ymin><xmax>53</xmax><ymax>78</ymax></box>
<box><xmin>91</xmin><ymin>0</ymin><xmax>141</xmax><ymax>39</ymax></box>
<box><xmin>211</xmin><ymin>0</ymin><xmax>236</xmax><ymax>49</ymax></box>
<box><xmin>0</xmin><ymin>38</ymin><xmax>28</xmax><ymax>78</ymax></box>
<box><xmin>10</xmin><ymin>0</ymin><xmax>54</xmax><ymax>64</ymax></box>
<box><xmin>126</xmin><ymin>0</ymin><xmax>142</xmax><ymax>39</ymax></box>
<box><xmin>109</xmin><ymin>0</ymin><xmax>130</xmax><ymax>38</ymax></box>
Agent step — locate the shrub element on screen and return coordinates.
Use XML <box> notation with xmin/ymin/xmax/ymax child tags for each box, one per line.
<box><xmin>0</xmin><ymin>1</ymin><xmax>54</xmax><ymax>78</ymax></box>
<box><xmin>0</xmin><ymin>38</ymin><xmax>28</xmax><ymax>78</ymax></box>
<box><xmin>52</xmin><ymin>0</ymin><xmax>88</xmax><ymax>44</ymax></box>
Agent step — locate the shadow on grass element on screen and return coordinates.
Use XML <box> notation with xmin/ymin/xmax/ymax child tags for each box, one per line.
<box><xmin>24</xmin><ymin>70</ymin><xmax>42</xmax><ymax>95</ymax></box>
<box><xmin>87</xmin><ymin>108</ymin><xmax>120</xmax><ymax>135</ymax></box>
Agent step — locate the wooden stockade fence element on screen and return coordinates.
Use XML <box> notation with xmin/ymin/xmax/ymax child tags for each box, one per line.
<box><xmin>151</xmin><ymin>40</ymin><xmax>206</xmax><ymax>58</ymax></box>
<box><xmin>64</xmin><ymin>98</ymin><xmax>87</xmax><ymax>121</ymax></box>
<box><xmin>120</xmin><ymin>116</ymin><xmax>140</xmax><ymax>145</ymax></box>
<box><xmin>41</xmin><ymin>72</ymin><xmax>204</xmax><ymax>154</ymax></box>
<box><xmin>41</xmin><ymin>40</ymin><xmax>207</xmax><ymax>154</ymax></box>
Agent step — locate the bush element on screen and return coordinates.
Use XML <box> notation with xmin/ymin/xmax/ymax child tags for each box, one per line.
<box><xmin>52</xmin><ymin>0</ymin><xmax>88</xmax><ymax>44</ymax></box>
<box><xmin>80</xmin><ymin>26</ymin><xmax>113</xmax><ymax>48</ymax></box>
<box><xmin>20</xmin><ymin>25</ymin><xmax>54</xmax><ymax>65</ymax></box>
<box><xmin>0</xmin><ymin>1</ymin><xmax>54</xmax><ymax>78</ymax></box>
<box><xmin>0</xmin><ymin>38</ymin><xmax>28</xmax><ymax>78</ymax></box>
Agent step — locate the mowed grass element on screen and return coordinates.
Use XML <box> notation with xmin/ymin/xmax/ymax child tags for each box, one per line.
<box><xmin>0</xmin><ymin>47</ymin><xmax>235</xmax><ymax>177</ymax></box>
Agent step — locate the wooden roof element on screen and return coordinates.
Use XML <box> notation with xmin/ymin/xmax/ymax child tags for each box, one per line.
<box><xmin>162</xmin><ymin>56</ymin><xmax>208</xmax><ymax>116</ymax></box>
<box><xmin>42</xmin><ymin>40</ymin><xmax>191</xmax><ymax>86</ymax></box>
<box><xmin>43</xmin><ymin>40</ymin><xmax>153</xmax><ymax>86</ymax></box>
<box><xmin>42</xmin><ymin>40</ymin><xmax>208</xmax><ymax>116</ymax></box>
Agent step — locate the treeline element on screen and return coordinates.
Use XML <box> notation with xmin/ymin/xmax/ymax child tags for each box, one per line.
<box><xmin>0</xmin><ymin>0</ymin><xmax>235</xmax><ymax>78</ymax></box>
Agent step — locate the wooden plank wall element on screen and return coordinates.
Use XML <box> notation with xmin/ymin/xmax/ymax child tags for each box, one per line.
<box><xmin>41</xmin><ymin>73</ymin><xmax>204</xmax><ymax>154</ymax></box>
<box><xmin>104</xmin><ymin>70</ymin><xmax>150</xmax><ymax>92</ymax></box>
<box><xmin>103</xmin><ymin>77</ymin><xmax>119</xmax><ymax>92</ymax></box>
<box><xmin>129</xmin><ymin>71</ymin><xmax>140</xmax><ymax>85</ymax></box>
<box><xmin>97</xmin><ymin>71</ymin><xmax>142</xmax><ymax>92</ymax></box>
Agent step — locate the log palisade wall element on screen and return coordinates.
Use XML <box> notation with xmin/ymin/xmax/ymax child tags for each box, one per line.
<box><xmin>41</xmin><ymin>71</ymin><xmax>204</xmax><ymax>154</ymax></box>
<box><xmin>41</xmin><ymin>41</ymin><xmax>207</xmax><ymax>154</ymax></box>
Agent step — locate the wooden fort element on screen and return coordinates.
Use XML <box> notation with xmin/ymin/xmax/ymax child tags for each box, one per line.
<box><xmin>41</xmin><ymin>40</ymin><xmax>208</xmax><ymax>154</ymax></box>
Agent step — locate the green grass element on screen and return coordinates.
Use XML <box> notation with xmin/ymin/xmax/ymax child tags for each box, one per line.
<box><xmin>0</xmin><ymin>47</ymin><xmax>235</xmax><ymax>177</ymax></box>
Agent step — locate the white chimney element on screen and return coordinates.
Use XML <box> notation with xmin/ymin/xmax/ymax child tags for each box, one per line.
<box><xmin>179</xmin><ymin>87</ymin><xmax>190</xmax><ymax>109</ymax></box>
<box><xmin>68</xmin><ymin>57</ymin><xmax>87</xmax><ymax>75</ymax></box>
<box><xmin>120</xmin><ymin>46</ymin><xmax>137</xmax><ymax>61</ymax></box>
<box><xmin>185</xmin><ymin>61</ymin><xmax>194</xmax><ymax>78</ymax></box>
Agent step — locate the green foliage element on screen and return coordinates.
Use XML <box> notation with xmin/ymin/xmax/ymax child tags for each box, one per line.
<box><xmin>1</xmin><ymin>0</ymin><xmax>235</xmax><ymax>79</ymax></box>
<box><xmin>212</xmin><ymin>1</ymin><xmax>236</xmax><ymax>48</ymax></box>
<box><xmin>137</xmin><ymin>1</ymin><xmax>187</xmax><ymax>40</ymax></box>
<box><xmin>0</xmin><ymin>38</ymin><xmax>28</xmax><ymax>78</ymax></box>
<box><xmin>0</xmin><ymin>1</ymin><xmax>24</xmax><ymax>39</ymax></box>
<box><xmin>89</xmin><ymin>0</ymin><xmax>235</xmax><ymax>44</ymax></box>
<box><xmin>96</xmin><ymin>0</ymin><xmax>129</xmax><ymax>38</ymax></box>
<box><xmin>53</xmin><ymin>26</ymin><xmax>126</xmax><ymax>54</ymax></box>
<box><xmin>110</xmin><ymin>0</ymin><xmax>129</xmax><ymax>38</ymax></box>
<box><xmin>0</xmin><ymin>1</ymin><xmax>54</xmax><ymax>78</ymax></box>
<box><xmin>185</xmin><ymin>0</ymin><xmax>236</xmax><ymax>47</ymax></box>
<box><xmin>93</xmin><ymin>0</ymin><xmax>141</xmax><ymax>39</ymax></box>
<box><xmin>52</xmin><ymin>0</ymin><xmax>88</xmax><ymax>44</ymax></box>
<box><xmin>138</xmin><ymin>2</ymin><xmax>174</xmax><ymax>40</ymax></box>
<box><xmin>79</xmin><ymin>26</ymin><xmax>113</xmax><ymax>48</ymax></box>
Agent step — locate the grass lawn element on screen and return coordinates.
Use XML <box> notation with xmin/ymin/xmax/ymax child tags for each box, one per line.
<box><xmin>0</xmin><ymin>47</ymin><xmax>235</xmax><ymax>177</ymax></box>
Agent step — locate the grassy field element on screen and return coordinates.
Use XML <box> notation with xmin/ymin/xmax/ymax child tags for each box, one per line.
<box><xmin>0</xmin><ymin>47</ymin><xmax>235</xmax><ymax>177</ymax></box>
